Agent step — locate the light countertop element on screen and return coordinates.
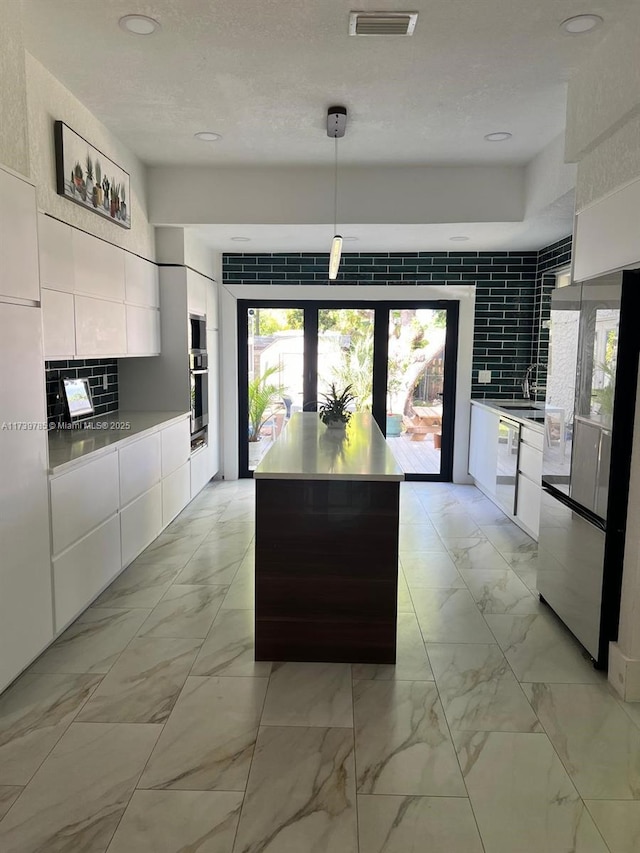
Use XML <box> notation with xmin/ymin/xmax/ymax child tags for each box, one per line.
<box><xmin>48</xmin><ymin>410</ymin><xmax>189</xmax><ymax>476</ymax></box>
<box><xmin>471</xmin><ymin>399</ymin><xmax>546</xmax><ymax>432</ymax></box>
<box><xmin>254</xmin><ymin>412</ymin><xmax>404</xmax><ymax>482</ymax></box>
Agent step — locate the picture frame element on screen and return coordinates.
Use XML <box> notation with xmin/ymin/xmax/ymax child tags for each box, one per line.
<box><xmin>54</xmin><ymin>120</ymin><xmax>131</xmax><ymax>229</ymax></box>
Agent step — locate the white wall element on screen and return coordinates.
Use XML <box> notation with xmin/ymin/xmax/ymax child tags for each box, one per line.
<box><xmin>25</xmin><ymin>53</ymin><xmax>155</xmax><ymax>260</ymax></box>
<box><xmin>0</xmin><ymin>0</ymin><xmax>29</xmax><ymax>176</ymax></box>
<box><xmin>220</xmin><ymin>284</ymin><xmax>475</xmax><ymax>483</ymax></box>
<box><xmin>148</xmin><ymin>164</ymin><xmax>524</xmax><ymax>226</ymax></box>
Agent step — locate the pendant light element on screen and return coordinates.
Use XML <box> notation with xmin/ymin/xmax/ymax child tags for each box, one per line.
<box><xmin>327</xmin><ymin>106</ymin><xmax>347</xmax><ymax>281</ymax></box>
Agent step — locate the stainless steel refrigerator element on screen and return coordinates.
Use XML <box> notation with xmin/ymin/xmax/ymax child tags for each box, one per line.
<box><xmin>538</xmin><ymin>269</ymin><xmax>640</xmax><ymax>668</ymax></box>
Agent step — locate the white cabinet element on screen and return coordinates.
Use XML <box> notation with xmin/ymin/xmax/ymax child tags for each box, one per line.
<box><xmin>187</xmin><ymin>269</ymin><xmax>207</xmax><ymax>315</ymax></box>
<box><xmin>516</xmin><ymin>474</ymin><xmax>541</xmax><ymax>536</ymax></box>
<box><xmin>519</xmin><ymin>442</ymin><xmax>543</xmax><ymax>483</ymax></box>
<box><xmin>206</xmin><ymin>277</ymin><xmax>219</xmax><ymax>329</ymax></box>
<box><xmin>162</xmin><ymin>462</ymin><xmax>191</xmax><ymax>526</ymax></box>
<box><xmin>126</xmin><ymin>305</ymin><xmax>160</xmax><ymax>355</ymax></box>
<box><xmin>468</xmin><ymin>404</ymin><xmax>500</xmax><ymax>497</ymax></box>
<box><xmin>190</xmin><ymin>445</ymin><xmax>211</xmax><ymax>499</ymax></box>
<box><xmin>50</xmin><ymin>451</ymin><xmax>119</xmax><ymax>555</ymax></box>
<box><xmin>207</xmin><ymin>329</ymin><xmax>220</xmax><ymax>477</ymax></box>
<box><xmin>38</xmin><ymin>214</ymin><xmax>74</xmax><ymax>292</ymax></box>
<box><xmin>125</xmin><ymin>253</ymin><xmax>159</xmax><ymax>307</ymax></box>
<box><xmin>0</xmin><ymin>303</ymin><xmax>53</xmax><ymax>692</ymax></box>
<box><xmin>75</xmin><ymin>294</ymin><xmax>127</xmax><ymax>356</ymax></box>
<box><xmin>52</xmin><ymin>515</ymin><xmax>121</xmax><ymax>631</ymax></box>
<box><xmin>0</xmin><ymin>168</ymin><xmax>40</xmax><ymax>302</ymax></box>
<box><xmin>72</xmin><ymin>229</ymin><xmax>126</xmax><ymax>300</ymax></box>
<box><xmin>119</xmin><ymin>433</ymin><xmax>161</xmax><ymax>507</ymax></box>
<box><xmin>41</xmin><ymin>288</ymin><xmax>75</xmax><ymax>358</ymax></box>
<box><xmin>120</xmin><ymin>482</ymin><xmax>163</xmax><ymax>567</ymax></box>
<box><xmin>161</xmin><ymin>418</ymin><xmax>190</xmax><ymax>477</ymax></box>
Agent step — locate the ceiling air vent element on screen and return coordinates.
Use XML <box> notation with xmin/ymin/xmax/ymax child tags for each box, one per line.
<box><xmin>349</xmin><ymin>11</ymin><xmax>418</xmax><ymax>36</ymax></box>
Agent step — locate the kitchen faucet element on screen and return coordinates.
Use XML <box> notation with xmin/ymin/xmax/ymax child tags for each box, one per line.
<box><xmin>522</xmin><ymin>363</ymin><xmax>545</xmax><ymax>400</ymax></box>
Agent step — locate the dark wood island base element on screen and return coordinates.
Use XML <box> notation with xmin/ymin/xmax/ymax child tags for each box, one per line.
<box><xmin>255</xmin><ymin>476</ymin><xmax>400</xmax><ymax>663</ymax></box>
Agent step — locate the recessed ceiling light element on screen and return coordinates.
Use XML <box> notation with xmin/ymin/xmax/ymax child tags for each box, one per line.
<box><xmin>449</xmin><ymin>236</ymin><xmax>470</xmax><ymax>242</ymax></box>
<box><xmin>118</xmin><ymin>15</ymin><xmax>160</xmax><ymax>35</ymax></box>
<box><xmin>484</xmin><ymin>132</ymin><xmax>512</xmax><ymax>142</ymax></box>
<box><xmin>560</xmin><ymin>14</ymin><xmax>603</xmax><ymax>34</ymax></box>
<box><xmin>230</xmin><ymin>236</ymin><xmax>251</xmax><ymax>242</ymax></box>
<box><xmin>194</xmin><ymin>132</ymin><xmax>222</xmax><ymax>142</ymax></box>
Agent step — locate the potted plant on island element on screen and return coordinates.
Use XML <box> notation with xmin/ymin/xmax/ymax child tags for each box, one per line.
<box><xmin>319</xmin><ymin>383</ymin><xmax>356</xmax><ymax>429</ymax></box>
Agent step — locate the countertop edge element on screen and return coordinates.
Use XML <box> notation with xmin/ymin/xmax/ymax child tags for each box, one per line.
<box><xmin>470</xmin><ymin>399</ymin><xmax>545</xmax><ymax>433</ymax></box>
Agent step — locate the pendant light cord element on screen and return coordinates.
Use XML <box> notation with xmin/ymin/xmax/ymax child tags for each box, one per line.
<box><xmin>334</xmin><ymin>136</ymin><xmax>338</xmax><ymax>234</ymax></box>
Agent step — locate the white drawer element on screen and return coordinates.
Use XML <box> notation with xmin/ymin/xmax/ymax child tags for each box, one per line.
<box><xmin>190</xmin><ymin>445</ymin><xmax>211</xmax><ymax>499</ymax></box>
<box><xmin>51</xmin><ymin>452</ymin><xmax>119</xmax><ymax>555</ymax></box>
<box><xmin>516</xmin><ymin>473</ymin><xmax>541</xmax><ymax>538</ymax></box>
<box><xmin>119</xmin><ymin>432</ymin><xmax>161</xmax><ymax>507</ymax></box>
<box><xmin>161</xmin><ymin>419</ymin><xmax>190</xmax><ymax>477</ymax></box>
<box><xmin>521</xmin><ymin>425</ymin><xmax>544</xmax><ymax>451</ymax></box>
<box><xmin>162</xmin><ymin>462</ymin><xmax>191</xmax><ymax>526</ymax></box>
<box><xmin>518</xmin><ymin>442</ymin><xmax>543</xmax><ymax>482</ymax></box>
<box><xmin>53</xmin><ymin>515</ymin><xmax>121</xmax><ymax>632</ymax></box>
<box><xmin>120</xmin><ymin>483</ymin><xmax>162</xmax><ymax>567</ymax></box>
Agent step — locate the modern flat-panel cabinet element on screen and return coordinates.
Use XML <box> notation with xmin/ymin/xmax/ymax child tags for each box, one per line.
<box><xmin>468</xmin><ymin>404</ymin><xmax>500</xmax><ymax>497</ymax></box>
<box><xmin>126</xmin><ymin>304</ymin><xmax>160</xmax><ymax>355</ymax></box>
<box><xmin>72</xmin><ymin>228</ymin><xmax>126</xmax><ymax>300</ymax></box>
<box><xmin>120</xmin><ymin>483</ymin><xmax>163</xmax><ymax>567</ymax></box>
<box><xmin>0</xmin><ymin>167</ymin><xmax>40</xmax><ymax>302</ymax></box>
<box><xmin>37</xmin><ymin>215</ymin><xmax>74</xmax><ymax>292</ymax></box>
<box><xmin>41</xmin><ymin>288</ymin><xmax>76</xmax><ymax>358</ymax></box>
<box><xmin>75</xmin><ymin>294</ymin><xmax>127</xmax><ymax>356</ymax></box>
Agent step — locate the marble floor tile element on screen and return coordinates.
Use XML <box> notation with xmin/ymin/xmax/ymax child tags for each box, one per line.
<box><xmin>415</xmin><ymin>491</ymin><xmax>461</xmax><ymax>514</ymax></box>
<box><xmin>485</xmin><ymin>613</ymin><xmax>605</xmax><ymax>684</ymax></box>
<box><xmin>0</xmin><ymin>672</ymin><xmax>101</xmax><ymax>785</ymax></box>
<box><xmin>427</xmin><ymin>644</ymin><xmax>541</xmax><ymax>732</ymax></box>
<box><xmin>357</xmin><ymin>794</ymin><xmax>484</xmax><ymax>853</ymax></box>
<box><xmin>174</xmin><ymin>542</ymin><xmax>247</xmax><ymax>586</ymax></box>
<box><xmin>165</xmin><ymin>514</ymin><xmax>221</xmax><ymax>538</ymax></box>
<box><xmin>191</xmin><ymin>609</ymin><xmax>272</xmax><ymax>677</ymax></box>
<box><xmin>137</xmin><ymin>531</ymin><xmax>209</xmax><ymax>566</ymax></box>
<box><xmin>460</xmin><ymin>569</ymin><xmax>542</xmax><ymax>614</ymax></box>
<box><xmin>202</xmin><ymin>522</ymin><xmax>254</xmax><ymax>549</ymax></box>
<box><xmin>77</xmin><ymin>636</ymin><xmax>202</xmax><ymax>724</ymax></box>
<box><xmin>0</xmin><ymin>787</ymin><xmax>23</xmax><ymax>821</ymax></box>
<box><xmin>352</xmin><ymin>612</ymin><xmax>433</xmax><ymax>682</ymax></box>
<box><xmin>233</xmin><ymin>725</ymin><xmax>357</xmax><ymax>853</ymax></box>
<box><xmin>443</xmin><ymin>537</ymin><xmax>511</xmax><ymax>570</ymax></box>
<box><xmin>585</xmin><ymin>800</ymin><xmax>640</xmax><ymax>853</ymax></box>
<box><xmin>93</xmin><ymin>560</ymin><xmax>182</xmax><ymax>609</ymax></box>
<box><xmin>353</xmin><ymin>680</ymin><xmax>465</xmax><ymax>796</ymax></box>
<box><xmin>454</xmin><ymin>730</ymin><xmax>609</xmax><ymax>853</ymax></box>
<box><xmin>481</xmin><ymin>523</ymin><xmax>538</xmax><ymax>555</ymax></box>
<box><xmin>138</xmin><ymin>584</ymin><xmax>228</xmax><ymax>639</ymax></box>
<box><xmin>29</xmin><ymin>608</ymin><xmax>150</xmax><ymax>675</ymax></box>
<box><xmin>524</xmin><ymin>682</ymin><xmax>640</xmax><ymax>799</ymax></box>
<box><xmin>397</xmin><ymin>569</ymin><xmax>414</xmax><ymax>612</ymax></box>
<box><xmin>400</xmin><ymin>551</ymin><xmax>466</xmax><ymax>588</ymax></box>
<box><xmin>427</xmin><ymin>511</ymin><xmax>486</xmax><ymax>539</ymax></box>
<box><xmin>399</xmin><ymin>524</ymin><xmax>446</xmax><ymax>552</ymax></box>
<box><xmin>398</xmin><ymin>499</ymin><xmax>430</xmax><ymax>524</ymax></box>
<box><xmin>139</xmin><ymin>676</ymin><xmax>268</xmax><ymax>791</ymax></box>
<box><xmin>412</xmin><ymin>588</ymin><xmax>495</xmax><ymax>644</ymax></box>
<box><xmin>620</xmin><ymin>699</ymin><xmax>640</xmax><ymax>730</ymax></box>
<box><xmin>0</xmin><ymin>722</ymin><xmax>161</xmax><ymax>853</ymax></box>
<box><xmin>466</xmin><ymin>500</ymin><xmax>514</xmax><ymax>526</ymax></box>
<box><xmin>220</xmin><ymin>559</ymin><xmax>255</xmax><ymax>610</ymax></box>
<box><xmin>261</xmin><ymin>662</ymin><xmax>353</xmax><ymax>727</ymax></box>
<box><xmin>105</xmin><ymin>789</ymin><xmax>243</xmax><ymax>853</ymax></box>
<box><xmin>217</xmin><ymin>500</ymin><xmax>255</xmax><ymax>525</ymax></box>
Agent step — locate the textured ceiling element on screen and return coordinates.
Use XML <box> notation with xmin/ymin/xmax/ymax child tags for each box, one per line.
<box><xmin>21</xmin><ymin>0</ymin><xmax>633</xmax><ymax>168</ymax></box>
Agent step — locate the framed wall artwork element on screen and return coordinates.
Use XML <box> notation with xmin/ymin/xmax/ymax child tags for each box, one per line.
<box><xmin>54</xmin><ymin>120</ymin><xmax>131</xmax><ymax>229</ymax></box>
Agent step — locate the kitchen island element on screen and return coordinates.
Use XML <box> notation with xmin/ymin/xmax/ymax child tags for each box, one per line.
<box><xmin>253</xmin><ymin>412</ymin><xmax>404</xmax><ymax>663</ymax></box>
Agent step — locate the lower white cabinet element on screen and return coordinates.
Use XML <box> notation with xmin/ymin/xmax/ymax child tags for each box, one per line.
<box><xmin>190</xmin><ymin>446</ymin><xmax>211</xmax><ymax>499</ymax></box>
<box><xmin>119</xmin><ymin>433</ymin><xmax>161</xmax><ymax>507</ymax></box>
<box><xmin>126</xmin><ymin>304</ymin><xmax>160</xmax><ymax>355</ymax></box>
<box><xmin>121</xmin><ymin>482</ymin><xmax>163</xmax><ymax>567</ymax></box>
<box><xmin>162</xmin><ymin>462</ymin><xmax>191</xmax><ymax>526</ymax></box>
<box><xmin>468</xmin><ymin>404</ymin><xmax>499</xmax><ymax>496</ymax></box>
<box><xmin>53</xmin><ymin>515</ymin><xmax>121</xmax><ymax>631</ymax></box>
<box><xmin>161</xmin><ymin>418</ymin><xmax>190</xmax><ymax>477</ymax></box>
<box><xmin>516</xmin><ymin>474</ymin><xmax>541</xmax><ymax>535</ymax></box>
<box><xmin>41</xmin><ymin>288</ymin><xmax>75</xmax><ymax>358</ymax></box>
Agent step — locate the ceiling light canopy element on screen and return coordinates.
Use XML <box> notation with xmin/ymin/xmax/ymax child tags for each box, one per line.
<box><xmin>194</xmin><ymin>131</ymin><xmax>222</xmax><ymax>142</ymax></box>
<box><xmin>484</xmin><ymin>132</ymin><xmax>512</xmax><ymax>142</ymax></box>
<box><xmin>349</xmin><ymin>11</ymin><xmax>418</xmax><ymax>36</ymax></box>
<box><xmin>560</xmin><ymin>14</ymin><xmax>603</xmax><ymax>34</ymax></box>
<box><xmin>118</xmin><ymin>14</ymin><xmax>160</xmax><ymax>35</ymax></box>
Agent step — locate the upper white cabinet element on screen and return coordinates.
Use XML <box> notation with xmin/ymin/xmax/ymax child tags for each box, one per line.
<box><xmin>75</xmin><ymin>294</ymin><xmax>127</xmax><ymax>356</ymax></box>
<box><xmin>0</xmin><ymin>167</ymin><xmax>39</xmax><ymax>302</ymax></box>
<box><xmin>126</xmin><ymin>305</ymin><xmax>160</xmax><ymax>356</ymax></box>
<box><xmin>38</xmin><ymin>214</ymin><xmax>74</xmax><ymax>292</ymax></box>
<box><xmin>72</xmin><ymin>228</ymin><xmax>126</xmax><ymax>300</ymax></box>
<box><xmin>187</xmin><ymin>269</ymin><xmax>207</xmax><ymax>315</ymax></box>
<box><xmin>125</xmin><ymin>253</ymin><xmax>159</xmax><ymax>307</ymax></box>
<box><xmin>41</xmin><ymin>288</ymin><xmax>75</xmax><ymax>358</ymax></box>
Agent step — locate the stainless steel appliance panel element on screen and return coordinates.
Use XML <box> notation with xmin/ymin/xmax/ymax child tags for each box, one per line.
<box><xmin>496</xmin><ymin>417</ymin><xmax>520</xmax><ymax>513</ymax></box>
<box><xmin>537</xmin><ymin>489</ymin><xmax>605</xmax><ymax>660</ymax></box>
<box><xmin>190</xmin><ymin>369</ymin><xmax>209</xmax><ymax>436</ymax></box>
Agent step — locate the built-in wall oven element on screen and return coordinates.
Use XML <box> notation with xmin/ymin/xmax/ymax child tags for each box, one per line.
<box><xmin>189</xmin><ymin>313</ymin><xmax>208</xmax><ymax>448</ymax></box>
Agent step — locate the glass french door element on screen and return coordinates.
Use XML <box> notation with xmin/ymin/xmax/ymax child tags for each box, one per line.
<box><xmin>238</xmin><ymin>301</ymin><xmax>458</xmax><ymax>479</ymax></box>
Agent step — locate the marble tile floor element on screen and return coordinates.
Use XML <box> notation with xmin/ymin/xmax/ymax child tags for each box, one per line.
<box><xmin>1</xmin><ymin>478</ymin><xmax>640</xmax><ymax>851</ymax></box>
